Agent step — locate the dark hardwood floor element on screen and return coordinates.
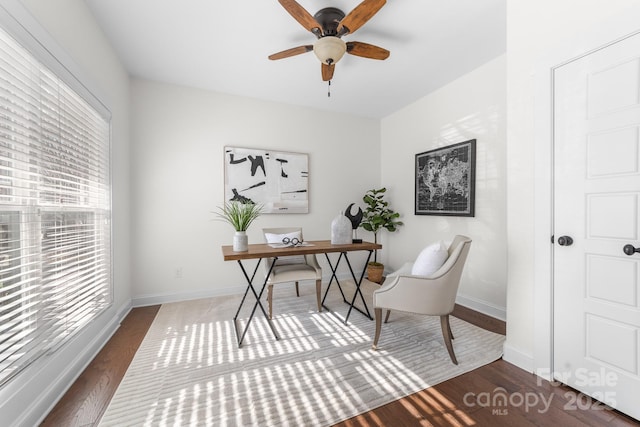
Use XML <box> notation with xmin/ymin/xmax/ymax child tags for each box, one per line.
<box><xmin>41</xmin><ymin>305</ymin><xmax>160</xmax><ymax>427</ymax></box>
<box><xmin>42</xmin><ymin>304</ymin><xmax>638</xmax><ymax>426</ymax></box>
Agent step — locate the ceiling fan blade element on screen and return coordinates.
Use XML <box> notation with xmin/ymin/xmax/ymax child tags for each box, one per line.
<box><xmin>278</xmin><ymin>0</ymin><xmax>322</xmax><ymax>36</ymax></box>
<box><xmin>337</xmin><ymin>0</ymin><xmax>386</xmax><ymax>35</ymax></box>
<box><xmin>268</xmin><ymin>45</ymin><xmax>313</xmax><ymax>60</ymax></box>
<box><xmin>321</xmin><ymin>63</ymin><xmax>335</xmax><ymax>81</ymax></box>
<box><xmin>346</xmin><ymin>41</ymin><xmax>390</xmax><ymax>60</ymax></box>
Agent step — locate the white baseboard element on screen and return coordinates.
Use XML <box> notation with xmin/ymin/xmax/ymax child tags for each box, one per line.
<box><xmin>455</xmin><ymin>293</ymin><xmax>506</xmax><ymax>321</ymax></box>
<box><xmin>132</xmin><ymin>285</ymin><xmax>245</xmax><ymax>307</ymax></box>
<box><xmin>502</xmin><ymin>342</ymin><xmax>535</xmax><ymax>373</ymax></box>
<box><xmin>132</xmin><ymin>272</ymin><xmax>365</xmax><ymax>308</ymax></box>
<box><xmin>133</xmin><ymin>280</ymin><xmax>505</xmax><ymax>326</ymax></box>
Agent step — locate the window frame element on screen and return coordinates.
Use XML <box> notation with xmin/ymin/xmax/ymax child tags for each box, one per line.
<box><xmin>0</xmin><ymin>1</ymin><xmax>113</xmax><ymax>388</ymax></box>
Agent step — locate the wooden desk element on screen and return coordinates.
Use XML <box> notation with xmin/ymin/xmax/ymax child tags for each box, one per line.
<box><xmin>222</xmin><ymin>240</ymin><xmax>382</xmax><ymax>347</ymax></box>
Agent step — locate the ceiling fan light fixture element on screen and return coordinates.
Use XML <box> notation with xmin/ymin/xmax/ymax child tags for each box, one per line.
<box><xmin>313</xmin><ymin>36</ymin><xmax>346</xmax><ymax>65</ymax></box>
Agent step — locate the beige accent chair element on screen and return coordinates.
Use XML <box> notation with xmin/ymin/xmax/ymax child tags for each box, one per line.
<box><xmin>263</xmin><ymin>227</ymin><xmax>322</xmax><ymax>319</ymax></box>
<box><xmin>372</xmin><ymin>235</ymin><xmax>472</xmax><ymax>365</ymax></box>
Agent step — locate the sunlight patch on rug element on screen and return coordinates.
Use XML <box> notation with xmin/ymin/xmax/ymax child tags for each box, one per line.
<box><xmin>100</xmin><ymin>280</ymin><xmax>505</xmax><ymax>426</ymax></box>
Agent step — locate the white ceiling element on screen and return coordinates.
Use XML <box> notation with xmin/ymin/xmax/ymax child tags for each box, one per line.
<box><xmin>84</xmin><ymin>0</ymin><xmax>506</xmax><ymax>119</ymax></box>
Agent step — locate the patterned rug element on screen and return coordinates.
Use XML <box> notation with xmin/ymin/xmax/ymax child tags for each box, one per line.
<box><xmin>99</xmin><ymin>280</ymin><xmax>505</xmax><ymax>426</ymax></box>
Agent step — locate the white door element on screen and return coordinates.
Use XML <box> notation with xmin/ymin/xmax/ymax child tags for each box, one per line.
<box><xmin>554</xmin><ymin>32</ymin><xmax>640</xmax><ymax>420</ymax></box>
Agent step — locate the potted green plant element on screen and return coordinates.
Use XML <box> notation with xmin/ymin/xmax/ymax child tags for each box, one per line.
<box><xmin>359</xmin><ymin>187</ymin><xmax>403</xmax><ymax>283</ymax></box>
<box><xmin>215</xmin><ymin>201</ymin><xmax>263</xmax><ymax>252</ymax></box>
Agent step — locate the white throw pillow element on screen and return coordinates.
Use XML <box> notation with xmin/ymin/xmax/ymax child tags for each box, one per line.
<box><xmin>265</xmin><ymin>231</ymin><xmax>305</xmax><ymax>265</ymax></box>
<box><xmin>411</xmin><ymin>241</ymin><xmax>448</xmax><ymax>276</ymax></box>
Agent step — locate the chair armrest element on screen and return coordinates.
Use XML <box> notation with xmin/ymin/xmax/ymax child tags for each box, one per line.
<box><xmin>373</xmin><ymin>273</ymin><xmax>458</xmax><ymax>316</ymax></box>
<box><xmin>304</xmin><ymin>254</ymin><xmax>322</xmax><ymax>275</ymax></box>
<box><xmin>304</xmin><ymin>253</ymin><xmax>320</xmax><ymax>268</ymax></box>
<box><xmin>263</xmin><ymin>256</ymin><xmax>277</xmax><ymax>275</ymax></box>
<box><xmin>386</xmin><ymin>262</ymin><xmax>414</xmax><ymax>278</ymax></box>
<box><xmin>263</xmin><ymin>254</ymin><xmax>322</xmax><ymax>281</ymax></box>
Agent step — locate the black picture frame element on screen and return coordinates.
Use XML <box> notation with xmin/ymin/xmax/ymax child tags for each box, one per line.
<box><xmin>415</xmin><ymin>139</ymin><xmax>476</xmax><ymax>216</ymax></box>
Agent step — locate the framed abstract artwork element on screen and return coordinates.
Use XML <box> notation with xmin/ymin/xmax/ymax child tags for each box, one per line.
<box><xmin>415</xmin><ymin>139</ymin><xmax>476</xmax><ymax>217</ymax></box>
<box><xmin>224</xmin><ymin>146</ymin><xmax>309</xmax><ymax>214</ymax></box>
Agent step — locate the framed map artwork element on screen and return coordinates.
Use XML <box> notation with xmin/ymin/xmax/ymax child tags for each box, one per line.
<box><xmin>224</xmin><ymin>146</ymin><xmax>309</xmax><ymax>214</ymax></box>
<box><xmin>415</xmin><ymin>139</ymin><xmax>476</xmax><ymax>216</ymax></box>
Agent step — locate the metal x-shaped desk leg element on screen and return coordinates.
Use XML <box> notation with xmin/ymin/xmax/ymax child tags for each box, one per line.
<box><xmin>322</xmin><ymin>250</ymin><xmax>374</xmax><ymax>324</ymax></box>
<box><xmin>321</xmin><ymin>252</ymin><xmax>347</xmax><ymax>310</ymax></box>
<box><xmin>233</xmin><ymin>257</ymin><xmax>280</xmax><ymax>347</ymax></box>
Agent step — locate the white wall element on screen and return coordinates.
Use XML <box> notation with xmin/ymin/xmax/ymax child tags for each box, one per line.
<box><xmin>130</xmin><ymin>79</ymin><xmax>381</xmax><ymax>304</ymax></box>
<box><xmin>381</xmin><ymin>55</ymin><xmax>507</xmax><ymax>319</ymax></box>
<box><xmin>505</xmin><ymin>0</ymin><xmax>640</xmax><ymax>371</ymax></box>
<box><xmin>0</xmin><ymin>1</ymin><xmax>131</xmax><ymax>426</ymax></box>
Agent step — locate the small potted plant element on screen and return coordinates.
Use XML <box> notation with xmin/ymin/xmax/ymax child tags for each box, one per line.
<box><xmin>215</xmin><ymin>201</ymin><xmax>263</xmax><ymax>252</ymax></box>
<box><xmin>359</xmin><ymin>187</ymin><xmax>403</xmax><ymax>283</ymax></box>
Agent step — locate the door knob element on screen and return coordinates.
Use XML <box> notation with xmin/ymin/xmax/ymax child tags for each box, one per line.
<box><xmin>557</xmin><ymin>236</ymin><xmax>573</xmax><ymax>246</ymax></box>
<box><xmin>623</xmin><ymin>244</ymin><xmax>640</xmax><ymax>256</ymax></box>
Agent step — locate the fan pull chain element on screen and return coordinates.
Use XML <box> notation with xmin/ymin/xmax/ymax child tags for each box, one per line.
<box><xmin>327</xmin><ymin>80</ymin><xmax>331</xmax><ymax>98</ymax></box>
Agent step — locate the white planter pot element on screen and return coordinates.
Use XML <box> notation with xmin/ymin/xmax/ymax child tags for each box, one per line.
<box><xmin>233</xmin><ymin>231</ymin><xmax>248</xmax><ymax>252</ymax></box>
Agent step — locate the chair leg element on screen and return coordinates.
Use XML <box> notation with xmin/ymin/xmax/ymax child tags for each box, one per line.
<box><xmin>295</xmin><ymin>281</ymin><xmax>300</xmax><ymax>297</ymax></box>
<box><xmin>315</xmin><ymin>279</ymin><xmax>322</xmax><ymax>312</ymax></box>
<box><xmin>267</xmin><ymin>284</ymin><xmax>274</xmax><ymax>320</ymax></box>
<box><xmin>384</xmin><ymin>310</ymin><xmax>391</xmax><ymax>323</ymax></box>
<box><xmin>448</xmin><ymin>318</ymin><xmax>454</xmax><ymax>340</ymax></box>
<box><xmin>372</xmin><ymin>308</ymin><xmax>383</xmax><ymax>350</ymax></box>
<box><xmin>440</xmin><ymin>315</ymin><xmax>458</xmax><ymax>365</ymax></box>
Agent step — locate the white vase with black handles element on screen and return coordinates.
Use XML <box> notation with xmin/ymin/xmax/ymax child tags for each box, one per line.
<box><xmin>233</xmin><ymin>231</ymin><xmax>248</xmax><ymax>252</ymax></box>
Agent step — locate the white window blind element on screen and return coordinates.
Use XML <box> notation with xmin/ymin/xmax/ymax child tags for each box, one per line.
<box><xmin>0</xmin><ymin>24</ymin><xmax>111</xmax><ymax>386</ymax></box>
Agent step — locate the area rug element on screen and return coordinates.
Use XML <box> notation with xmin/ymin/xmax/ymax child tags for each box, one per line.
<box><xmin>99</xmin><ymin>280</ymin><xmax>505</xmax><ymax>426</ymax></box>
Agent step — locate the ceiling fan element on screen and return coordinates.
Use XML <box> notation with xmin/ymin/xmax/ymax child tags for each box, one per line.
<box><xmin>269</xmin><ymin>0</ymin><xmax>390</xmax><ymax>82</ymax></box>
